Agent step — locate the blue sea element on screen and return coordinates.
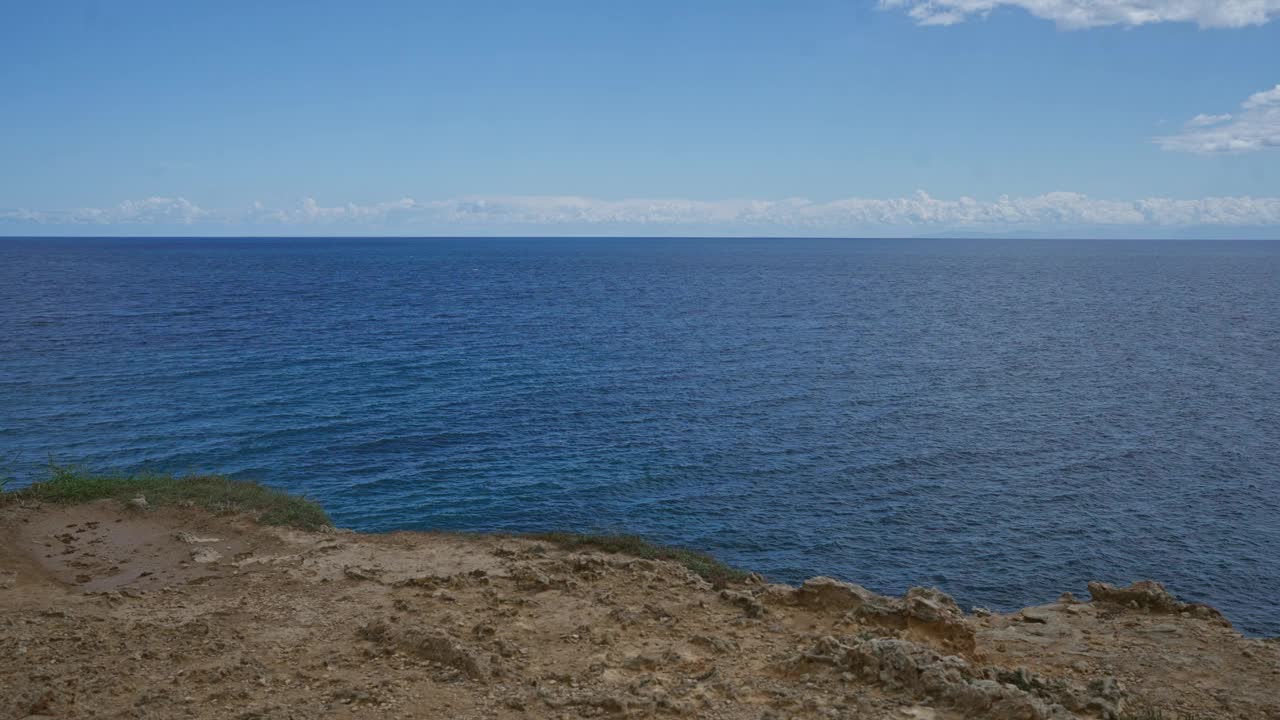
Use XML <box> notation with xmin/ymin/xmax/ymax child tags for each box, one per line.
<box><xmin>2</xmin><ymin>237</ymin><xmax>1278</xmax><ymax>635</ymax></box>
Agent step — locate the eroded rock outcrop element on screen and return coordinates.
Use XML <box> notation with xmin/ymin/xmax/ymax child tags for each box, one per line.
<box><xmin>792</xmin><ymin>635</ymin><xmax>1124</xmax><ymax>720</ymax></box>
<box><xmin>1087</xmin><ymin>580</ymin><xmax>1230</xmax><ymax>625</ymax></box>
<box><xmin>358</xmin><ymin>620</ymin><xmax>491</xmax><ymax>681</ymax></box>
<box><xmin>778</xmin><ymin>577</ymin><xmax>977</xmax><ymax>654</ymax></box>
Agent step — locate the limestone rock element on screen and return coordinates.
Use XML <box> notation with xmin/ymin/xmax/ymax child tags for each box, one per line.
<box><xmin>792</xmin><ymin>577</ymin><xmax>886</xmax><ymax>612</ymax></box>
<box><xmin>1087</xmin><ymin>580</ymin><xmax>1229</xmax><ymax>626</ymax></box>
<box><xmin>190</xmin><ymin>547</ymin><xmax>222</xmax><ymax>564</ymax></box>
<box><xmin>792</xmin><ymin>635</ymin><xmax>1084</xmax><ymax>720</ymax></box>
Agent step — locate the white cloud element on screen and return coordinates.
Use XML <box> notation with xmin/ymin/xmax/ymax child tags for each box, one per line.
<box><xmin>1157</xmin><ymin>84</ymin><xmax>1280</xmax><ymax>154</ymax></box>
<box><xmin>7</xmin><ymin>196</ymin><xmax>208</xmax><ymax>225</ymax></box>
<box><xmin>293</xmin><ymin>197</ymin><xmax>419</xmax><ymax>222</ymax></box>
<box><xmin>5</xmin><ymin>192</ymin><xmax>1280</xmax><ymax>232</ymax></box>
<box><xmin>880</xmin><ymin>0</ymin><xmax>1280</xmax><ymax>28</ymax></box>
<box><xmin>408</xmin><ymin>192</ymin><xmax>1280</xmax><ymax>228</ymax></box>
<box><xmin>1243</xmin><ymin>84</ymin><xmax>1280</xmax><ymax>109</ymax></box>
<box><xmin>1186</xmin><ymin>113</ymin><xmax>1232</xmax><ymax>128</ymax></box>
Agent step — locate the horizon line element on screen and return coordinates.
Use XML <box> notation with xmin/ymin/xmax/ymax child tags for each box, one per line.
<box><xmin>3</xmin><ymin>235</ymin><xmax>1280</xmax><ymax>242</ymax></box>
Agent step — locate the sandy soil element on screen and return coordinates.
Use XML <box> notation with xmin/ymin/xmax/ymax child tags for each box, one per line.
<box><xmin>2</xmin><ymin>500</ymin><xmax>1277</xmax><ymax>720</ymax></box>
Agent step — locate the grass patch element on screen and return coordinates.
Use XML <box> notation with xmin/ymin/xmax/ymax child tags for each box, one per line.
<box><xmin>2</xmin><ymin>466</ymin><xmax>332</xmax><ymax>531</ymax></box>
<box><xmin>526</xmin><ymin>531</ymin><xmax>749</xmax><ymax>588</ymax></box>
<box><xmin>4</xmin><ymin>468</ymin><xmax>746</xmax><ymax>583</ymax></box>
<box><xmin>1118</xmin><ymin>711</ymin><xmax>1209</xmax><ymax>720</ymax></box>
<box><xmin>0</xmin><ymin>452</ymin><xmax>15</xmax><ymax>493</ymax></box>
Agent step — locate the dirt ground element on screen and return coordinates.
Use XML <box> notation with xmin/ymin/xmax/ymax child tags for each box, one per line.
<box><xmin>2</xmin><ymin>500</ymin><xmax>1277</xmax><ymax>720</ymax></box>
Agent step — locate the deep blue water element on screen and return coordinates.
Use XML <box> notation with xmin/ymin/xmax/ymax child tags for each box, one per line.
<box><xmin>2</xmin><ymin>237</ymin><xmax>1278</xmax><ymax>635</ymax></box>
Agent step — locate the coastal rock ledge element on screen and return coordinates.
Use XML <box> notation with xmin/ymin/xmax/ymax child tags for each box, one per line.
<box><xmin>2</xmin><ymin>500</ymin><xmax>1278</xmax><ymax>720</ymax></box>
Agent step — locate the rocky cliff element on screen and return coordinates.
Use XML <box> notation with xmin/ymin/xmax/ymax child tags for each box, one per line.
<box><xmin>2</xmin><ymin>499</ymin><xmax>1277</xmax><ymax>719</ymax></box>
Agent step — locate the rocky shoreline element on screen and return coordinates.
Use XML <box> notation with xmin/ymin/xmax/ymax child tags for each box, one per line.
<box><xmin>2</xmin><ymin>498</ymin><xmax>1278</xmax><ymax>719</ymax></box>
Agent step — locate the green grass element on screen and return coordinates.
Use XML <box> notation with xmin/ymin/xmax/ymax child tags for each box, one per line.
<box><xmin>4</xmin><ymin>468</ymin><xmax>747</xmax><ymax>584</ymax></box>
<box><xmin>1</xmin><ymin>466</ymin><xmax>332</xmax><ymax>531</ymax></box>
<box><xmin>0</xmin><ymin>452</ymin><xmax>15</xmax><ymax>493</ymax></box>
<box><xmin>1118</xmin><ymin>711</ymin><xmax>1209</xmax><ymax>720</ymax></box>
<box><xmin>526</xmin><ymin>531</ymin><xmax>749</xmax><ymax>588</ymax></box>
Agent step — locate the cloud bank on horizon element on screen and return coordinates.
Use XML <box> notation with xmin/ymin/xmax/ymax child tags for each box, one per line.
<box><xmin>5</xmin><ymin>192</ymin><xmax>1279</xmax><ymax>235</ymax></box>
<box><xmin>881</xmin><ymin>0</ymin><xmax>1280</xmax><ymax>28</ymax></box>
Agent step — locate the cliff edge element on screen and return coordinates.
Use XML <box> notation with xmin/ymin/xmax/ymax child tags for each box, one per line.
<box><xmin>2</xmin><ymin>497</ymin><xmax>1277</xmax><ymax>720</ymax></box>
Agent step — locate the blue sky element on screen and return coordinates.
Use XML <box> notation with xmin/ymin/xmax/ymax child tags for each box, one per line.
<box><xmin>2</xmin><ymin>0</ymin><xmax>1279</xmax><ymax>237</ymax></box>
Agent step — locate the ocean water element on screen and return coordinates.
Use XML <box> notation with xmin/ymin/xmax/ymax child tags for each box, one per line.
<box><xmin>2</xmin><ymin>237</ymin><xmax>1278</xmax><ymax>635</ymax></box>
